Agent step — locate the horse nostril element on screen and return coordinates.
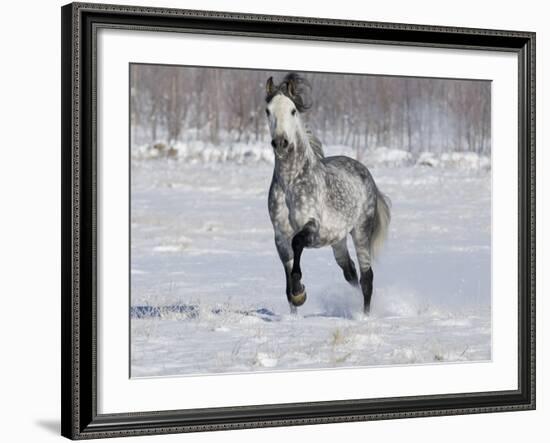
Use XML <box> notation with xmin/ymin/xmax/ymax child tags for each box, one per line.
<box><xmin>272</xmin><ymin>137</ymin><xmax>289</xmax><ymax>150</ymax></box>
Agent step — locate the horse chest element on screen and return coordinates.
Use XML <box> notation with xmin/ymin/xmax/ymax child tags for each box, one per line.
<box><xmin>285</xmin><ymin>188</ymin><xmax>319</xmax><ymax>229</ymax></box>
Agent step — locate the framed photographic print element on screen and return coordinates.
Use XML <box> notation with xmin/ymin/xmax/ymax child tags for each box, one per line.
<box><xmin>61</xmin><ymin>2</ymin><xmax>536</xmax><ymax>439</ymax></box>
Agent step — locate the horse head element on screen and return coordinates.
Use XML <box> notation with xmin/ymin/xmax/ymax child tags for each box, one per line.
<box><xmin>265</xmin><ymin>73</ymin><xmax>312</xmax><ymax>160</ymax></box>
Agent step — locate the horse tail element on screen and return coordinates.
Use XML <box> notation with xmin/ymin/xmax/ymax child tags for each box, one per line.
<box><xmin>369</xmin><ymin>187</ymin><xmax>391</xmax><ymax>259</ymax></box>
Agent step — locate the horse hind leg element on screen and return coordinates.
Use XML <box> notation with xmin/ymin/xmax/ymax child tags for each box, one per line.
<box><xmin>351</xmin><ymin>222</ymin><xmax>375</xmax><ymax>314</ymax></box>
<box><xmin>331</xmin><ymin>238</ymin><xmax>359</xmax><ymax>287</ymax></box>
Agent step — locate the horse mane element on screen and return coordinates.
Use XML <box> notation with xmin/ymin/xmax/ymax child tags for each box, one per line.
<box><xmin>266</xmin><ymin>73</ymin><xmax>313</xmax><ymax>113</ymax></box>
<box><xmin>266</xmin><ymin>73</ymin><xmax>324</xmax><ymax>159</ymax></box>
<box><xmin>305</xmin><ymin>127</ymin><xmax>325</xmax><ymax>160</ymax></box>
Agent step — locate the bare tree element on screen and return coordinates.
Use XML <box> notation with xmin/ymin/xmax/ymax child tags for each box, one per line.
<box><xmin>130</xmin><ymin>65</ymin><xmax>491</xmax><ymax>156</ymax></box>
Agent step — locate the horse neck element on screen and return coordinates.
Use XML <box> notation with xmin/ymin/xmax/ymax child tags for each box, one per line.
<box><xmin>274</xmin><ymin>128</ymin><xmax>321</xmax><ymax>188</ymax></box>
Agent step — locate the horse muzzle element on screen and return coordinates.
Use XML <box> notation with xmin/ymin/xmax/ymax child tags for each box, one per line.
<box><xmin>271</xmin><ymin>136</ymin><xmax>289</xmax><ymax>150</ymax></box>
<box><xmin>271</xmin><ymin>136</ymin><xmax>293</xmax><ymax>158</ymax></box>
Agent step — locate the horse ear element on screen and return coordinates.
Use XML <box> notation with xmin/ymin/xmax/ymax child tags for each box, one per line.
<box><xmin>266</xmin><ymin>77</ymin><xmax>275</xmax><ymax>95</ymax></box>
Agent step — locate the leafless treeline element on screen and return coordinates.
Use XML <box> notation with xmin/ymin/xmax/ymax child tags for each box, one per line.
<box><xmin>130</xmin><ymin>64</ymin><xmax>491</xmax><ymax>154</ymax></box>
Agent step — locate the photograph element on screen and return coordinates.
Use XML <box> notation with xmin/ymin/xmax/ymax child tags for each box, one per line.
<box><xmin>129</xmin><ymin>65</ymin><xmax>492</xmax><ymax>378</ymax></box>
<box><xmin>57</xmin><ymin>1</ymin><xmax>536</xmax><ymax>439</ymax></box>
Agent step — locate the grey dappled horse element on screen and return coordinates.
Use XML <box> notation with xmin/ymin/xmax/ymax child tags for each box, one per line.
<box><xmin>265</xmin><ymin>73</ymin><xmax>391</xmax><ymax>315</ymax></box>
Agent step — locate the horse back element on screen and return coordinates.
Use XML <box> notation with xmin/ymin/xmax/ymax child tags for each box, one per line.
<box><xmin>319</xmin><ymin>155</ymin><xmax>378</xmax><ymax>221</ymax></box>
<box><xmin>322</xmin><ymin>156</ymin><xmax>376</xmax><ymax>193</ymax></box>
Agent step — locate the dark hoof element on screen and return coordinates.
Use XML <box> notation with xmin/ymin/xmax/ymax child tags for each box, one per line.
<box><xmin>290</xmin><ymin>289</ymin><xmax>307</xmax><ymax>307</ymax></box>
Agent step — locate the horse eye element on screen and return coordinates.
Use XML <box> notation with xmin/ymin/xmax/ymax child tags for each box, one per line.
<box><xmin>291</xmin><ymin>109</ymin><xmax>297</xmax><ymax>116</ymax></box>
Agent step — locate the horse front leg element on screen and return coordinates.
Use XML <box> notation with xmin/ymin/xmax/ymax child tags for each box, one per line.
<box><xmin>274</xmin><ymin>234</ymin><xmax>297</xmax><ymax>314</ymax></box>
<box><xmin>290</xmin><ymin>219</ymin><xmax>320</xmax><ymax>308</ymax></box>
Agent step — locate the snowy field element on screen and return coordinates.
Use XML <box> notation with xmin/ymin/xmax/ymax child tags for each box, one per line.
<box><xmin>130</xmin><ymin>146</ymin><xmax>491</xmax><ymax>377</ymax></box>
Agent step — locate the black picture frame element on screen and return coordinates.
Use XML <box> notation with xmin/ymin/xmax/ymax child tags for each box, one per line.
<box><xmin>61</xmin><ymin>2</ymin><xmax>536</xmax><ymax>439</ymax></box>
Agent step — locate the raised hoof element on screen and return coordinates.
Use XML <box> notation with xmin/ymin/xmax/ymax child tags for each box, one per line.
<box><xmin>290</xmin><ymin>290</ymin><xmax>307</xmax><ymax>307</ymax></box>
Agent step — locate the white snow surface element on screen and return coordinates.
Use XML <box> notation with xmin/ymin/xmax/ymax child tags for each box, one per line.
<box><xmin>130</xmin><ymin>149</ymin><xmax>491</xmax><ymax>377</ymax></box>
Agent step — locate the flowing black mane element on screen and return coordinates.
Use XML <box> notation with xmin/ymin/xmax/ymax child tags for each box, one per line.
<box><xmin>265</xmin><ymin>73</ymin><xmax>313</xmax><ymax>113</ymax></box>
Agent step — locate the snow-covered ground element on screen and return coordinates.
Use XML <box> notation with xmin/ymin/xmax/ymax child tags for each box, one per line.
<box><xmin>130</xmin><ymin>147</ymin><xmax>491</xmax><ymax>377</ymax></box>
